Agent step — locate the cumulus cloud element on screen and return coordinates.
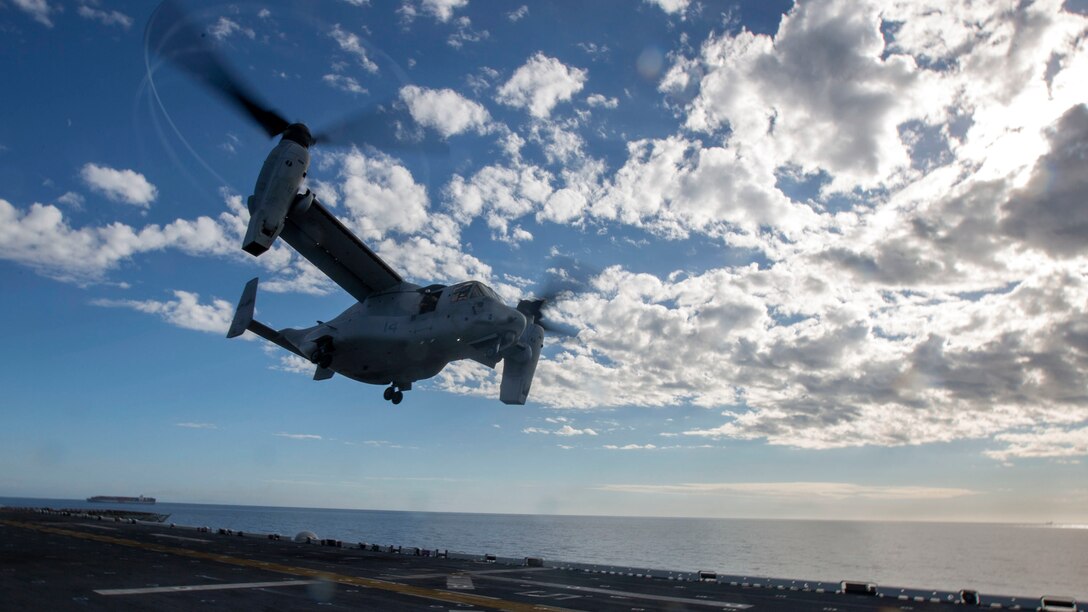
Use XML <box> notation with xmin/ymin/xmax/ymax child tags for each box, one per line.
<box><xmin>643</xmin><ymin>0</ymin><xmax>689</xmax><ymax>16</ymax></box>
<box><xmin>93</xmin><ymin>290</ymin><xmax>234</xmax><ymax>334</ymax></box>
<box><xmin>670</xmin><ymin>0</ymin><xmax>943</xmax><ymax>193</ymax></box>
<box><xmin>984</xmin><ymin>425</ymin><xmax>1088</xmax><ymax>463</ymax></box>
<box><xmin>0</xmin><ymin>199</ymin><xmax>238</xmax><ymax>284</ymax></box>
<box><xmin>1000</xmin><ymin>104</ymin><xmax>1088</xmax><ymax>257</ymax></box>
<box><xmin>445</xmin><ymin>162</ymin><xmax>553</xmax><ymax>242</ymax></box>
<box><xmin>332</xmin><ymin>148</ymin><xmax>431</xmax><ymax>240</ymax></box>
<box><xmin>80</xmin><ymin>164</ymin><xmax>158</xmax><ymax>207</ymax></box>
<box><xmin>497</xmin><ymin>53</ymin><xmax>588</xmax><ymax>118</ymax></box>
<box><xmin>429</xmin><ymin>0</ymin><xmax>467</xmax><ymax>22</ymax></box>
<box><xmin>591</xmin><ymin>136</ymin><xmax>822</xmax><ymax>242</ymax></box>
<box><xmin>400</xmin><ymin>85</ymin><xmax>491</xmax><ymax>137</ymax></box>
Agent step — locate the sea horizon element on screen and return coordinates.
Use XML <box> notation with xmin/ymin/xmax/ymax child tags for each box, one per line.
<box><xmin>5</xmin><ymin>495</ymin><xmax>1084</xmax><ymax>528</ymax></box>
<box><xmin>4</xmin><ymin>495</ymin><xmax>1085</xmax><ymax>600</ymax></box>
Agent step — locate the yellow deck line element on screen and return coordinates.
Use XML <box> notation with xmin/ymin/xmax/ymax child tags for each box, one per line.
<box><xmin>1</xmin><ymin>519</ymin><xmax>571</xmax><ymax>612</ymax></box>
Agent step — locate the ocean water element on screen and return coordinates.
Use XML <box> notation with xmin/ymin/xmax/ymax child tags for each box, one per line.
<box><xmin>3</xmin><ymin>497</ymin><xmax>1085</xmax><ymax>600</ymax></box>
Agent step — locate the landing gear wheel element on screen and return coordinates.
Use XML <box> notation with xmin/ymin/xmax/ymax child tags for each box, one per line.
<box><xmin>317</xmin><ymin>354</ymin><xmax>332</xmax><ymax>369</ymax></box>
<box><xmin>383</xmin><ymin>387</ymin><xmax>395</xmax><ymax>401</ymax></box>
<box><xmin>391</xmin><ymin>391</ymin><xmax>403</xmax><ymax>405</ymax></box>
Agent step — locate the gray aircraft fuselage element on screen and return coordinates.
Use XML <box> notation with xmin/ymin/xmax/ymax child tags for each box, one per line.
<box><xmin>281</xmin><ymin>281</ymin><xmax>528</xmax><ymax>387</ymax></box>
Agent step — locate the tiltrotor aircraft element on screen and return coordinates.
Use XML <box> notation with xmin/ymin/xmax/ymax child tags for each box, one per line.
<box><xmin>149</xmin><ymin>2</ymin><xmax>575</xmax><ymax>405</ymax></box>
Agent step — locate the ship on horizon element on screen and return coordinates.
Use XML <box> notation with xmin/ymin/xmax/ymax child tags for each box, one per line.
<box><xmin>86</xmin><ymin>495</ymin><xmax>156</xmax><ymax>504</ymax></box>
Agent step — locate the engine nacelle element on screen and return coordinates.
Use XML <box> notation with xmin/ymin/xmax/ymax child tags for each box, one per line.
<box><xmin>242</xmin><ymin>139</ymin><xmax>311</xmax><ymax>256</ymax></box>
<box><xmin>500</xmin><ymin>322</ymin><xmax>544</xmax><ymax>405</ymax></box>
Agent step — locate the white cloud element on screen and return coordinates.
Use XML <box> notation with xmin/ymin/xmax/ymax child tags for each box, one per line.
<box><xmin>323</xmin><ymin>74</ymin><xmax>368</xmax><ymax>95</ymax></box>
<box><xmin>80</xmin><ymin>163</ymin><xmax>157</xmax><ymax>207</ymax></box>
<box><xmin>329</xmin><ymin>24</ymin><xmax>379</xmax><ymax>73</ymax></box>
<box><xmin>557</xmin><ymin>425</ymin><xmax>597</xmax><ymax>436</ymax></box>
<box><xmin>274</xmin><ymin>432</ymin><xmax>323</xmax><ymax>440</ymax></box>
<box><xmin>673</xmin><ymin>0</ymin><xmax>944</xmax><ymax>193</ymax></box>
<box><xmin>604</xmin><ymin>444</ymin><xmax>658</xmax><ymax>450</ymax></box>
<box><xmin>208</xmin><ymin>17</ymin><xmax>254</xmax><ymax>40</ymax></box>
<box><xmin>984</xmin><ymin>425</ymin><xmax>1088</xmax><ymax>462</ymax></box>
<box><xmin>400</xmin><ymin>85</ymin><xmax>492</xmax><ymax>137</ymax></box>
<box><xmin>643</xmin><ymin>0</ymin><xmax>689</xmax><ymax>16</ymax></box>
<box><xmin>12</xmin><ymin>0</ymin><xmax>54</xmax><ymax>27</ymax></box>
<box><xmin>56</xmin><ymin>192</ymin><xmax>84</xmax><ymax>207</ymax></box>
<box><xmin>175</xmin><ymin>422</ymin><xmax>218</xmax><ymax>430</ymax></box>
<box><xmin>93</xmin><ymin>290</ymin><xmax>234</xmax><ymax>334</ymax></box>
<box><xmin>445</xmin><ymin>162</ymin><xmax>554</xmax><ymax>242</ymax></box>
<box><xmin>599</xmin><ymin>481</ymin><xmax>977</xmax><ymax>500</ymax></box>
<box><xmin>586</xmin><ymin>94</ymin><xmax>618</xmax><ymax>109</ymax></box>
<box><xmin>446</xmin><ymin>15</ymin><xmax>488</xmax><ymax>48</ymax></box>
<box><xmin>508</xmin><ymin>5</ymin><xmax>528</xmax><ymax>22</ymax></box>
<box><xmin>496</xmin><ymin>53</ymin><xmax>588</xmax><ymax>118</ymax></box>
<box><xmin>0</xmin><ymin>198</ymin><xmax>241</xmax><ymax>284</ymax></box>
<box><xmin>421</xmin><ymin>0</ymin><xmax>467</xmax><ymax>22</ymax></box>
<box><xmin>77</xmin><ymin>4</ymin><xmax>132</xmax><ymax>28</ymax></box>
<box><xmin>591</xmin><ymin>136</ymin><xmax>823</xmax><ymax>242</ymax></box>
<box><xmin>274</xmin><ymin>354</ymin><xmax>317</xmax><ymax>375</ymax></box>
<box><xmin>522</xmin><ymin>425</ymin><xmax>598</xmax><ymax>436</ymax></box>
<box><xmin>333</xmin><ymin>148</ymin><xmax>430</xmax><ymax>240</ymax></box>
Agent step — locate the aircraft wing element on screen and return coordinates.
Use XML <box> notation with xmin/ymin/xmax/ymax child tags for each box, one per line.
<box><xmin>280</xmin><ymin>197</ymin><xmax>403</xmax><ymax>302</ymax></box>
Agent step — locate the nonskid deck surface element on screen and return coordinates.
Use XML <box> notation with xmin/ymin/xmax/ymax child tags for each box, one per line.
<box><xmin>0</xmin><ymin>508</ymin><xmax>1039</xmax><ymax>611</ymax></box>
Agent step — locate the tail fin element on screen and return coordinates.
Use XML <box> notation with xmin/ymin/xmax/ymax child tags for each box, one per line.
<box><xmin>227</xmin><ymin>277</ymin><xmax>259</xmax><ymax>338</ymax></box>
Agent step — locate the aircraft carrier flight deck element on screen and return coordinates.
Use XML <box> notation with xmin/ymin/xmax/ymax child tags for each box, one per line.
<box><xmin>0</xmin><ymin>507</ymin><xmax>1066</xmax><ymax>611</ymax></box>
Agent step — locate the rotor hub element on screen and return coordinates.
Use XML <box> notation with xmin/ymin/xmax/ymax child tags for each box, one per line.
<box><xmin>281</xmin><ymin>123</ymin><xmax>314</xmax><ymax>148</ymax></box>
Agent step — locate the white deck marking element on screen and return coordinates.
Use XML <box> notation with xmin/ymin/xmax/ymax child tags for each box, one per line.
<box><xmin>150</xmin><ymin>533</ymin><xmax>210</xmax><ymax>543</ymax></box>
<box><xmin>94</xmin><ymin>580</ymin><xmax>318</xmax><ymax>596</ymax></box>
<box><xmin>478</xmin><ymin>575</ymin><xmax>753</xmax><ymax>609</ymax></box>
<box><xmin>446</xmin><ymin>574</ymin><xmax>475</xmax><ymax>590</ymax></box>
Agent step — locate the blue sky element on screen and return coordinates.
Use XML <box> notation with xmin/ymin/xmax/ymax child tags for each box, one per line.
<box><xmin>2</xmin><ymin>0</ymin><xmax>1087</xmax><ymax>522</ymax></box>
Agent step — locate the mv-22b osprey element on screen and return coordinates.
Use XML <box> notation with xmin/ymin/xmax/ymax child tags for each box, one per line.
<box><xmin>149</xmin><ymin>1</ymin><xmax>572</xmax><ymax>405</ymax></box>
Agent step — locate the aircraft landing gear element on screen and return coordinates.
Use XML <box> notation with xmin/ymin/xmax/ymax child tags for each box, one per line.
<box><xmin>383</xmin><ymin>384</ymin><xmax>408</xmax><ymax>405</ymax></box>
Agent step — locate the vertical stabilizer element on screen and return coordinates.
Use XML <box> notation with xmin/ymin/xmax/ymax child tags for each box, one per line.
<box><xmin>227</xmin><ymin>278</ymin><xmax>259</xmax><ymax>338</ymax></box>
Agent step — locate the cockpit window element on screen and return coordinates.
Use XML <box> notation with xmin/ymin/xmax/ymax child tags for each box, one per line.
<box><xmin>450</xmin><ymin>282</ymin><xmax>497</xmax><ymax>302</ymax></box>
<box><xmin>450</xmin><ymin>283</ymin><xmax>477</xmax><ymax>302</ymax></box>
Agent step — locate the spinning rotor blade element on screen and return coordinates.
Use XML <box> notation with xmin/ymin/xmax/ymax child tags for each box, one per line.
<box><xmin>147</xmin><ymin>1</ymin><xmax>290</xmax><ymax>138</ymax></box>
<box><xmin>536</xmin><ymin>255</ymin><xmax>597</xmax><ymax>302</ymax></box>
<box><xmin>314</xmin><ymin>103</ymin><xmax>450</xmax><ymax>155</ymax></box>
<box><xmin>522</xmin><ymin>256</ymin><xmax>598</xmax><ymax>338</ymax></box>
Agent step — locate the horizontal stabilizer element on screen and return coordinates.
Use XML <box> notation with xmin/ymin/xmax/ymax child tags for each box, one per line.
<box><xmin>227</xmin><ymin>277</ymin><xmax>259</xmax><ymax>338</ymax></box>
